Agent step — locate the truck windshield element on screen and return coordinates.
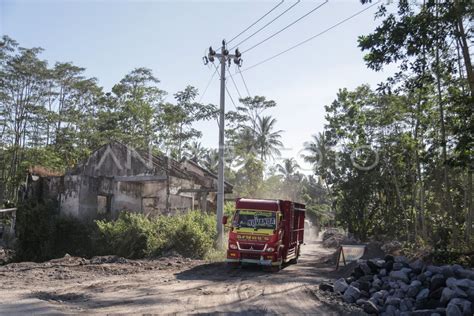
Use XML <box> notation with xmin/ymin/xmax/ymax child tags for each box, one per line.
<box><xmin>233</xmin><ymin>210</ymin><xmax>276</xmax><ymax>230</ymax></box>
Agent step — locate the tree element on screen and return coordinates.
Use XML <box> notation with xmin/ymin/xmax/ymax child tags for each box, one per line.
<box><xmin>357</xmin><ymin>0</ymin><xmax>473</xmax><ymax>246</ymax></box>
<box><xmin>157</xmin><ymin>86</ymin><xmax>217</xmax><ymax>158</ymax></box>
<box><xmin>303</xmin><ymin>132</ymin><xmax>332</xmax><ymax>180</ymax></box>
<box><xmin>0</xmin><ymin>43</ymin><xmax>49</xmax><ymax>200</ymax></box>
<box><xmin>276</xmin><ymin>158</ymin><xmax>302</xmax><ymax>201</ymax></box>
<box><xmin>184</xmin><ymin>141</ymin><xmax>207</xmax><ymax>162</ymax></box>
<box><xmin>112</xmin><ymin>67</ymin><xmax>165</xmax><ymax>149</ymax></box>
<box><xmin>254</xmin><ymin>115</ymin><xmax>283</xmax><ymax>161</ymax></box>
<box><xmin>236</xmin><ymin>96</ymin><xmax>276</xmax><ymax>131</ymax></box>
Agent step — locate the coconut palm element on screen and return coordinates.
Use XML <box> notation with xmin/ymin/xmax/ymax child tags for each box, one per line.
<box><xmin>184</xmin><ymin>141</ymin><xmax>207</xmax><ymax>162</ymax></box>
<box><xmin>254</xmin><ymin>115</ymin><xmax>283</xmax><ymax>161</ymax></box>
<box><xmin>302</xmin><ymin>132</ymin><xmax>328</xmax><ymax>171</ymax></box>
<box><xmin>276</xmin><ymin>158</ymin><xmax>301</xmax><ymax>182</ymax></box>
<box><xmin>276</xmin><ymin>158</ymin><xmax>303</xmax><ymax>201</ymax></box>
<box><xmin>203</xmin><ymin>148</ymin><xmax>219</xmax><ymax>173</ymax></box>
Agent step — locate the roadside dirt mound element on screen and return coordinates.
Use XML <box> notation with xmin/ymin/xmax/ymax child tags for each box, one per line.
<box><xmin>361</xmin><ymin>241</ymin><xmax>386</xmax><ymax>260</ymax></box>
<box><xmin>0</xmin><ymin>253</ymin><xmax>198</xmax><ymax>281</ymax></box>
<box><xmin>321</xmin><ymin>228</ymin><xmax>361</xmax><ymax>249</ymax></box>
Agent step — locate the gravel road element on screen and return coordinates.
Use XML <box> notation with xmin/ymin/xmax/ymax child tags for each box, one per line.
<box><xmin>0</xmin><ymin>241</ymin><xmax>357</xmax><ymax>315</ymax></box>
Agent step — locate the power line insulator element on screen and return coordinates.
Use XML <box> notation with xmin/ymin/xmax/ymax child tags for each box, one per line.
<box><xmin>203</xmin><ymin>56</ymin><xmax>209</xmax><ymax>65</ymax></box>
<box><xmin>234</xmin><ymin>58</ymin><xmax>243</xmax><ymax>67</ymax></box>
<box><xmin>235</xmin><ymin>49</ymin><xmax>241</xmax><ymax>58</ymax></box>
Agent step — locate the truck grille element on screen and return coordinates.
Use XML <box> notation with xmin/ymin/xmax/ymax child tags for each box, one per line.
<box><xmin>239</xmin><ymin>243</ymin><xmax>265</xmax><ymax>251</ymax></box>
<box><xmin>241</xmin><ymin>253</ymin><xmax>261</xmax><ymax>260</ymax></box>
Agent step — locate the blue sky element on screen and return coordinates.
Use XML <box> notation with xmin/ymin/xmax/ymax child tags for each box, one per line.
<box><xmin>1</xmin><ymin>0</ymin><xmax>395</xmax><ymax>171</ymax></box>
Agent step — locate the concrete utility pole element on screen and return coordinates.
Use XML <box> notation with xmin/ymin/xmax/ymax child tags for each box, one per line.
<box><xmin>203</xmin><ymin>40</ymin><xmax>242</xmax><ymax>247</ymax></box>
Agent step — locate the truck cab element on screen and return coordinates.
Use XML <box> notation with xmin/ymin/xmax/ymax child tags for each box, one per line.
<box><xmin>223</xmin><ymin>198</ymin><xmax>305</xmax><ymax>271</ymax></box>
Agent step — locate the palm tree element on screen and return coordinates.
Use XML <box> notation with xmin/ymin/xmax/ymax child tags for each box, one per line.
<box><xmin>203</xmin><ymin>148</ymin><xmax>219</xmax><ymax>173</ymax></box>
<box><xmin>276</xmin><ymin>158</ymin><xmax>303</xmax><ymax>201</ymax></box>
<box><xmin>254</xmin><ymin>115</ymin><xmax>283</xmax><ymax>161</ymax></box>
<box><xmin>276</xmin><ymin>158</ymin><xmax>301</xmax><ymax>182</ymax></box>
<box><xmin>302</xmin><ymin>132</ymin><xmax>328</xmax><ymax>171</ymax></box>
<box><xmin>234</xmin><ymin>126</ymin><xmax>257</xmax><ymax>155</ymax></box>
<box><xmin>302</xmin><ymin>132</ymin><xmax>334</xmax><ymax>218</ymax></box>
<box><xmin>184</xmin><ymin>141</ymin><xmax>206</xmax><ymax>162</ymax></box>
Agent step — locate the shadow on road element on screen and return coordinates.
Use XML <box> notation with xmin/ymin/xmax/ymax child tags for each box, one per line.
<box><xmin>175</xmin><ymin>251</ymin><xmax>338</xmax><ymax>285</ymax></box>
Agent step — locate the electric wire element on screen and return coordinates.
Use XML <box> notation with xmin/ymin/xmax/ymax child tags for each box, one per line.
<box><xmin>238</xmin><ymin>67</ymin><xmax>252</xmax><ymax>98</ymax></box>
<box><xmin>227</xmin><ymin>0</ymin><xmax>285</xmax><ymax>45</ymax></box>
<box><xmin>230</xmin><ymin>0</ymin><xmax>302</xmax><ymax>50</ymax></box>
<box><xmin>212</xmin><ymin>63</ymin><xmax>238</xmax><ymax>111</ymax></box>
<box><xmin>226</xmin><ymin>84</ymin><xmax>238</xmax><ymax>111</ymax></box>
<box><xmin>242</xmin><ymin>0</ymin><xmax>381</xmax><ymax>73</ymax></box>
<box><xmin>242</xmin><ymin>0</ymin><xmax>329</xmax><ymax>54</ymax></box>
<box><xmin>227</xmin><ymin>68</ymin><xmax>243</xmax><ymax>100</ymax></box>
<box><xmin>198</xmin><ymin>65</ymin><xmax>219</xmax><ymax>103</ymax></box>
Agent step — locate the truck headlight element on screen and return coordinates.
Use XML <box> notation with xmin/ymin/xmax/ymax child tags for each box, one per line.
<box><xmin>229</xmin><ymin>244</ymin><xmax>238</xmax><ymax>250</ymax></box>
<box><xmin>266</xmin><ymin>247</ymin><xmax>275</xmax><ymax>252</ymax></box>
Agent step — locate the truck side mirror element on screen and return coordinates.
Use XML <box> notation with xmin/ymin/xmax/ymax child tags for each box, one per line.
<box><xmin>222</xmin><ymin>215</ymin><xmax>228</xmax><ymax>225</ymax></box>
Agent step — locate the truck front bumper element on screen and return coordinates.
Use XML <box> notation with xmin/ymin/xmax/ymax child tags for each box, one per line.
<box><xmin>226</xmin><ymin>256</ymin><xmax>281</xmax><ymax>266</ymax></box>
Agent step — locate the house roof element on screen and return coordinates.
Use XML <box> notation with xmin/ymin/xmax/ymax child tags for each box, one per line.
<box><xmin>182</xmin><ymin>158</ymin><xmax>233</xmax><ymax>189</ymax></box>
<box><xmin>64</xmin><ymin>141</ymin><xmax>233</xmax><ymax>190</ymax></box>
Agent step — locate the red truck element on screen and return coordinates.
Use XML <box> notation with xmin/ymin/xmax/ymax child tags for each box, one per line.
<box><xmin>222</xmin><ymin>198</ymin><xmax>305</xmax><ymax>271</ymax></box>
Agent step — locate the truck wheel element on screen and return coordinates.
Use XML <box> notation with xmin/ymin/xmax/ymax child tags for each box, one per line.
<box><xmin>270</xmin><ymin>262</ymin><xmax>282</xmax><ymax>272</ymax></box>
<box><xmin>289</xmin><ymin>246</ymin><xmax>300</xmax><ymax>264</ymax></box>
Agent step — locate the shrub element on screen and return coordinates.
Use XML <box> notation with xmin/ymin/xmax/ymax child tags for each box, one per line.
<box><xmin>172</xmin><ymin>211</ymin><xmax>216</xmax><ymax>258</ymax></box>
<box><xmin>224</xmin><ymin>201</ymin><xmax>235</xmax><ymax>217</ymax></box>
<box><xmin>15</xmin><ymin>200</ymin><xmax>57</xmax><ymax>261</ymax></box>
<box><xmin>95</xmin><ymin>211</ymin><xmax>160</xmax><ymax>259</ymax></box>
<box><xmin>15</xmin><ymin>200</ymin><xmax>95</xmax><ymax>261</ymax></box>
<box><xmin>16</xmin><ymin>203</ymin><xmax>218</xmax><ymax>261</ymax></box>
<box><xmin>52</xmin><ymin>215</ymin><xmax>96</xmax><ymax>258</ymax></box>
<box><xmin>95</xmin><ymin>210</ymin><xmax>217</xmax><ymax>259</ymax></box>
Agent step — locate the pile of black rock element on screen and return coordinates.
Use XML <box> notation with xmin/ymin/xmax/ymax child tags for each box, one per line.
<box><xmin>319</xmin><ymin>255</ymin><xmax>474</xmax><ymax>315</ymax></box>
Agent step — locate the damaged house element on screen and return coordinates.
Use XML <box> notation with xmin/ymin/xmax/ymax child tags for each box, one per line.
<box><xmin>27</xmin><ymin>142</ymin><xmax>232</xmax><ymax>220</ymax></box>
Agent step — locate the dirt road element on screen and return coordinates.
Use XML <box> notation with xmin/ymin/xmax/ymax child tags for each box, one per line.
<box><xmin>0</xmin><ymin>242</ymin><xmax>353</xmax><ymax>315</ymax></box>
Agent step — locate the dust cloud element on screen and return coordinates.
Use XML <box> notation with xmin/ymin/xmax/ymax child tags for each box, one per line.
<box><xmin>304</xmin><ymin>219</ymin><xmax>320</xmax><ymax>243</ymax></box>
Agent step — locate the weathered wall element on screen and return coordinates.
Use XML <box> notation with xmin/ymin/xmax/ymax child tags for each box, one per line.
<box><xmin>169</xmin><ymin>194</ymin><xmax>193</xmax><ymax>214</ymax></box>
<box><xmin>111</xmin><ymin>181</ymin><xmax>142</xmax><ymax>216</ymax></box>
<box><xmin>142</xmin><ymin>181</ymin><xmax>167</xmax><ymax>216</ymax></box>
<box><xmin>78</xmin><ymin>176</ymin><xmax>100</xmax><ymax>220</ymax></box>
<box><xmin>60</xmin><ymin>175</ymin><xmax>81</xmax><ymax>218</ymax></box>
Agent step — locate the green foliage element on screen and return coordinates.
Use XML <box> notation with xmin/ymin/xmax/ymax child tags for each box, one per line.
<box><xmin>15</xmin><ymin>201</ymin><xmax>58</xmax><ymax>261</ymax></box>
<box><xmin>95</xmin><ymin>212</ymin><xmax>161</xmax><ymax>259</ymax></box>
<box><xmin>224</xmin><ymin>201</ymin><xmax>236</xmax><ymax>218</ymax></box>
<box><xmin>15</xmin><ymin>206</ymin><xmax>218</xmax><ymax>262</ymax></box>
<box><xmin>0</xmin><ymin>37</ymin><xmax>219</xmax><ymax>203</ymax></box>
<box><xmin>52</xmin><ymin>215</ymin><xmax>97</xmax><ymax>258</ymax></box>
<box><xmin>95</xmin><ymin>210</ymin><xmax>217</xmax><ymax>259</ymax></box>
<box><xmin>15</xmin><ymin>201</ymin><xmax>96</xmax><ymax>261</ymax></box>
<box><xmin>171</xmin><ymin>211</ymin><xmax>216</xmax><ymax>258</ymax></box>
